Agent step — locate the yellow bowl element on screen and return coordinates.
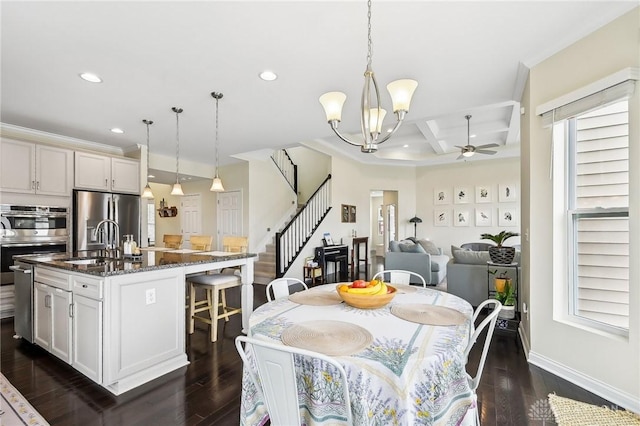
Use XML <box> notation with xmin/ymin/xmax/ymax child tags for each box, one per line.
<box><xmin>336</xmin><ymin>284</ymin><xmax>397</xmax><ymax>309</ymax></box>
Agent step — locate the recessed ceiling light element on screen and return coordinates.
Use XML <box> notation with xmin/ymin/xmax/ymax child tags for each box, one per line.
<box><xmin>470</xmin><ymin>134</ymin><xmax>477</xmax><ymax>138</ymax></box>
<box><xmin>110</xmin><ymin>128</ymin><xmax>124</xmax><ymax>134</ymax></box>
<box><xmin>403</xmin><ymin>144</ymin><xmax>409</xmax><ymax>148</ymax></box>
<box><xmin>259</xmin><ymin>70</ymin><xmax>277</xmax><ymax>81</ymax></box>
<box><xmin>147</xmin><ymin>174</ymin><xmax>155</xmax><ymax>179</ymax></box>
<box><xmin>79</xmin><ymin>72</ymin><xmax>102</xmax><ymax>83</ymax></box>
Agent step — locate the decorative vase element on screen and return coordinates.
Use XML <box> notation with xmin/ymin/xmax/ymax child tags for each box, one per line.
<box><xmin>489</xmin><ymin>246</ymin><xmax>516</xmax><ymax>264</ymax></box>
<box><xmin>499</xmin><ymin>304</ymin><xmax>516</xmax><ymax>319</ymax></box>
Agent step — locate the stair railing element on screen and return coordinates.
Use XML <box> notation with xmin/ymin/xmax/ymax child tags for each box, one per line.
<box><xmin>271</xmin><ymin>149</ymin><xmax>297</xmax><ymax>195</ymax></box>
<box><xmin>275</xmin><ymin>174</ymin><xmax>332</xmax><ymax>277</ymax></box>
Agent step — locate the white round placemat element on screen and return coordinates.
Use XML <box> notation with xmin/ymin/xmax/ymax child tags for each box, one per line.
<box><xmin>289</xmin><ymin>290</ymin><xmax>343</xmax><ymax>306</ymax></box>
<box><xmin>392</xmin><ymin>284</ymin><xmax>419</xmax><ymax>294</ymax></box>
<box><xmin>391</xmin><ymin>304</ymin><xmax>467</xmax><ymax>326</ymax></box>
<box><xmin>281</xmin><ymin>320</ymin><xmax>373</xmax><ymax>356</ymax></box>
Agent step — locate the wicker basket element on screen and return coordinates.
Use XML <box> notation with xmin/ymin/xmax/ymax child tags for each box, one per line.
<box><xmin>489</xmin><ymin>246</ymin><xmax>516</xmax><ymax>264</ymax></box>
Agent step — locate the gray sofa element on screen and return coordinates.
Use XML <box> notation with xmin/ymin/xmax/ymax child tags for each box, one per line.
<box><xmin>446</xmin><ymin>243</ymin><xmax>520</xmax><ymax>306</ymax></box>
<box><xmin>384</xmin><ymin>238</ymin><xmax>449</xmax><ymax>285</ymax></box>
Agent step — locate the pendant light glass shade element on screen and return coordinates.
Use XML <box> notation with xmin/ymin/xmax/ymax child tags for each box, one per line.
<box><xmin>141</xmin><ymin>119</ymin><xmax>154</xmax><ymax>199</ymax></box>
<box><xmin>171</xmin><ymin>107</ymin><xmax>184</xmax><ymax>196</ymax></box>
<box><xmin>210</xmin><ymin>92</ymin><xmax>225</xmax><ymax>192</ymax></box>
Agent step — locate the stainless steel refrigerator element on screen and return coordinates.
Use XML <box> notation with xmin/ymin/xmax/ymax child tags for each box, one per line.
<box><xmin>73</xmin><ymin>190</ymin><xmax>140</xmax><ymax>252</ymax></box>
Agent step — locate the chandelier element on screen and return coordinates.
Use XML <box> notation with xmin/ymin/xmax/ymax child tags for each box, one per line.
<box><xmin>170</xmin><ymin>107</ymin><xmax>184</xmax><ymax>196</ymax></box>
<box><xmin>141</xmin><ymin>119</ymin><xmax>154</xmax><ymax>199</ymax></box>
<box><xmin>210</xmin><ymin>92</ymin><xmax>225</xmax><ymax>192</ymax></box>
<box><xmin>319</xmin><ymin>0</ymin><xmax>418</xmax><ymax>153</ymax></box>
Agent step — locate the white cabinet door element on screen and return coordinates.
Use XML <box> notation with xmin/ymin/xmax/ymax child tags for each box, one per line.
<box><xmin>33</xmin><ymin>282</ymin><xmax>72</xmax><ymax>364</ymax></box>
<box><xmin>0</xmin><ymin>139</ymin><xmax>36</xmax><ymax>193</ymax></box>
<box><xmin>34</xmin><ymin>282</ymin><xmax>52</xmax><ymax>349</ymax></box>
<box><xmin>73</xmin><ymin>294</ymin><xmax>103</xmax><ymax>383</ymax></box>
<box><xmin>36</xmin><ymin>145</ymin><xmax>73</xmax><ymax>196</ymax></box>
<box><xmin>74</xmin><ymin>152</ymin><xmax>111</xmax><ymax>191</ymax></box>
<box><xmin>111</xmin><ymin>157</ymin><xmax>139</xmax><ymax>194</ymax></box>
<box><xmin>50</xmin><ymin>287</ymin><xmax>73</xmax><ymax>364</ymax></box>
<box><xmin>0</xmin><ymin>140</ymin><xmax>72</xmax><ymax>195</ymax></box>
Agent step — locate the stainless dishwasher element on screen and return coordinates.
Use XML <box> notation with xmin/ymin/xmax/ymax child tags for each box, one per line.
<box><xmin>10</xmin><ymin>259</ymin><xmax>34</xmax><ymax>343</ymax></box>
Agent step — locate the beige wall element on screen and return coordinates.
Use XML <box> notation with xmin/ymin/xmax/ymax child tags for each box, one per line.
<box><xmin>415</xmin><ymin>157</ymin><xmax>521</xmax><ymax>255</ymax></box>
<box><xmin>525</xmin><ymin>7</ymin><xmax>639</xmax><ymax>409</ymax></box>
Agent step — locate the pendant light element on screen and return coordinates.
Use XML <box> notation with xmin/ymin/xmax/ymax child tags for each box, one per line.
<box><xmin>210</xmin><ymin>92</ymin><xmax>225</xmax><ymax>192</ymax></box>
<box><xmin>141</xmin><ymin>119</ymin><xmax>154</xmax><ymax>199</ymax></box>
<box><xmin>319</xmin><ymin>0</ymin><xmax>417</xmax><ymax>153</ymax></box>
<box><xmin>170</xmin><ymin>107</ymin><xmax>185</xmax><ymax>196</ymax></box>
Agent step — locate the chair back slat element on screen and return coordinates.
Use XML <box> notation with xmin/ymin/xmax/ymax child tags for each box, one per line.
<box><xmin>190</xmin><ymin>235</ymin><xmax>213</xmax><ymax>251</ymax></box>
<box><xmin>266</xmin><ymin>278</ymin><xmax>309</xmax><ymax>302</ymax></box>
<box><xmin>163</xmin><ymin>234</ymin><xmax>183</xmax><ymax>249</ymax></box>
<box><xmin>236</xmin><ymin>336</ymin><xmax>352</xmax><ymax>425</ymax></box>
<box><xmin>465</xmin><ymin>299</ymin><xmax>502</xmax><ymax>391</ymax></box>
<box><xmin>223</xmin><ymin>236</ymin><xmax>248</xmax><ymax>253</ymax></box>
<box><xmin>373</xmin><ymin>269</ymin><xmax>427</xmax><ymax>287</ymax></box>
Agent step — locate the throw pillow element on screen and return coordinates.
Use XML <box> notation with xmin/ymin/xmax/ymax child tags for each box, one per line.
<box><xmin>417</xmin><ymin>239</ymin><xmax>440</xmax><ymax>255</ymax></box>
<box><xmin>399</xmin><ymin>242</ymin><xmax>426</xmax><ymax>253</ymax></box>
<box><xmin>389</xmin><ymin>240</ymin><xmax>401</xmax><ymax>252</ymax></box>
<box><xmin>451</xmin><ymin>246</ymin><xmax>491</xmax><ymax>264</ymax></box>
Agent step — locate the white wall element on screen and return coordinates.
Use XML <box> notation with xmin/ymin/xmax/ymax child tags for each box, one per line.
<box><xmin>287</xmin><ymin>147</ymin><xmax>331</xmax><ymax>204</ymax></box>
<box><xmin>415</xmin><ymin>158</ymin><xmax>521</xmax><ymax>255</ymax></box>
<box><xmin>525</xmin><ymin>7</ymin><xmax>639</xmax><ymax>410</ymax></box>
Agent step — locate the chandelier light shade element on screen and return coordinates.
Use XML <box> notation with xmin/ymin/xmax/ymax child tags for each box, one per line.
<box><xmin>210</xmin><ymin>92</ymin><xmax>225</xmax><ymax>192</ymax></box>
<box><xmin>319</xmin><ymin>0</ymin><xmax>417</xmax><ymax>154</ymax></box>
<box><xmin>141</xmin><ymin>119</ymin><xmax>154</xmax><ymax>199</ymax></box>
<box><xmin>170</xmin><ymin>107</ymin><xmax>185</xmax><ymax>196</ymax></box>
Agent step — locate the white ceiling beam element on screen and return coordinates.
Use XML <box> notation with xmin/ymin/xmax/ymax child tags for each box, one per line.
<box><xmin>505</xmin><ymin>104</ymin><xmax>521</xmax><ymax>145</ymax></box>
<box><xmin>416</xmin><ymin>120</ymin><xmax>448</xmax><ymax>154</ymax></box>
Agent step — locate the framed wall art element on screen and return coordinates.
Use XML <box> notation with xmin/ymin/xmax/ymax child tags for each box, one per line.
<box><xmin>453</xmin><ymin>208</ymin><xmax>470</xmax><ymax>226</ymax></box>
<box><xmin>499</xmin><ymin>183</ymin><xmax>518</xmax><ymax>202</ymax></box>
<box><xmin>475</xmin><ymin>208</ymin><xmax>492</xmax><ymax>226</ymax></box>
<box><xmin>475</xmin><ymin>185</ymin><xmax>492</xmax><ymax>203</ymax></box>
<box><xmin>434</xmin><ymin>209</ymin><xmax>450</xmax><ymax>227</ymax></box>
<box><xmin>350</xmin><ymin>205</ymin><xmax>357</xmax><ymax>223</ymax></box>
<box><xmin>453</xmin><ymin>186</ymin><xmax>471</xmax><ymax>204</ymax></box>
<box><xmin>341</xmin><ymin>204</ymin><xmax>350</xmax><ymax>223</ymax></box>
<box><xmin>499</xmin><ymin>206</ymin><xmax>519</xmax><ymax>226</ymax></box>
<box><xmin>434</xmin><ymin>188</ymin><xmax>451</xmax><ymax>205</ymax></box>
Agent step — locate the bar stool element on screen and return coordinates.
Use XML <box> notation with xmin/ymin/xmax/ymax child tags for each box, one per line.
<box><xmin>187</xmin><ymin>235</ymin><xmax>247</xmax><ymax>342</ymax></box>
<box><xmin>351</xmin><ymin>237</ymin><xmax>369</xmax><ymax>280</ymax></box>
<box><xmin>326</xmin><ymin>254</ymin><xmax>347</xmax><ymax>283</ymax></box>
<box><xmin>163</xmin><ymin>234</ymin><xmax>183</xmax><ymax>249</ymax></box>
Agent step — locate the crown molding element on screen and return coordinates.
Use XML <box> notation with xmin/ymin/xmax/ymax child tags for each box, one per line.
<box><xmin>0</xmin><ymin>122</ymin><xmax>124</xmax><ymax>155</ymax></box>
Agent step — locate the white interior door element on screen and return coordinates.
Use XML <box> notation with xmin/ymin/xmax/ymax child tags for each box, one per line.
<box><xmin>180</xmin><ymin>194</ymin><xmax>201</xmax><ymax>247</ymax></box>
<box><xmin>216</xmin><ymin>191</ymin><xmax>242</xmax><ymax>249</ymax></box>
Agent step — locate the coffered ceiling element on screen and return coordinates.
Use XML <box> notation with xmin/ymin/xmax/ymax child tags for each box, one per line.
<box><xmin>1</xmin><ymin>1</ymin><xmax>636</xmax><ymax>183</ymax></box>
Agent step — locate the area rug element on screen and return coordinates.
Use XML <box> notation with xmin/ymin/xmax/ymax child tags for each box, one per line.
<box><xmin>548</xmin><ymin>393</ymin><xmax>640</xmax><ymax>426</ymax></box>
<box><xmin>0</xmin><ymin>373</ymin><xmax>50</xmax><ymax>426</ymax></box>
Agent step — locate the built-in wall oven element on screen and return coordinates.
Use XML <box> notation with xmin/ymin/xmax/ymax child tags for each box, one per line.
<box><xmin>1</xmin><ymin>205</ymin><xmax>69</xmax><ymax>285</ymax></box>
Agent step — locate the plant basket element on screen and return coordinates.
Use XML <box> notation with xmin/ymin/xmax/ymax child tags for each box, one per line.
<box><xmin>489</xmin><ymin>246</ymin><xmax>516</xmax><ymax>264</ymax></box>
<box><xmin>499</xmin><ymin>304</ymin><xmax>515</xmax><ymax>319</ymax></box>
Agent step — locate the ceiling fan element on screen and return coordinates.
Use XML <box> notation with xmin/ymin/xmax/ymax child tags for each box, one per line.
<box><xmin>456</xmin><ymin>115</ymin><xmax>498</xmax><ymax>160</ymax></box>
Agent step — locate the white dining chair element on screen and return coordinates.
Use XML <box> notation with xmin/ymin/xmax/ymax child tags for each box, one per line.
<box><xmin>372</xmin><ymin>269</ymin><xmax>427</xmax><ymax>287</ymax></box>
<box><xmin>235</xmin><ymin>335</ymin><xmax>352</xmax><ymax>425</ymax></box>
<box><xmin>266</xmin><ymin>278</ymin><xmax>308</xmax><ymax>302</ymax></box>
<box><xmin>461</xmin><ymin>299</ymin><xmax>502</xmax><ymax>425</ymax></box>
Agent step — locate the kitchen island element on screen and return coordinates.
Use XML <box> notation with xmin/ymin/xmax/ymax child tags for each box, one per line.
<box><xmin>20</xmin><ymin>250</ymin><xmax>256</xmax><ymax>395</ymax></box>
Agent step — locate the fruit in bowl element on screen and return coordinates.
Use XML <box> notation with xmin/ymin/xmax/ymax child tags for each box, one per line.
<box><xmin>336</xmin><ymin>279</ymin><xmax>396</xmax><ymax>309</ymax></box>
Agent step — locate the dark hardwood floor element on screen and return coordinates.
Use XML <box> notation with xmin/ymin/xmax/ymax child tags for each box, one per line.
<box><xmin>1</xmin><ymin>282</ymin><xmax>613</xmax><ymax>425</ymax></box>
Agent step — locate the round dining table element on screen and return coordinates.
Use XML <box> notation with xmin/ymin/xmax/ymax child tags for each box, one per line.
<box><xmin>240</xmin><ymin>283</ymin><xmax>475</xmax><ymax>426</ymax></box>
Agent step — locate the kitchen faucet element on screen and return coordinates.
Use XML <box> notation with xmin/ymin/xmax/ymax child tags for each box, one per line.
<box><xmin>93</xmin><ymin>219</ymin><xmax>120</xmax><ymax>257</ymax></box>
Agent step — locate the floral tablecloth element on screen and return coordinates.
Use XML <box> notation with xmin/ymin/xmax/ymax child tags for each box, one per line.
<box><xmin>240</xmin><ymin>284</ymin><xmax>474</xmax><ymax>426</ymax></box>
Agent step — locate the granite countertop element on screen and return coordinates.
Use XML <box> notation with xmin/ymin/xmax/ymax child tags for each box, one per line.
<box><xmin>18</xmin><ymin>250</ymin><xmax>257</xmax><ymax>277</ymax></box>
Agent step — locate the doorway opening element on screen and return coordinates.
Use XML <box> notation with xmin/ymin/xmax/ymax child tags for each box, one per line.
<box><xmin>370</xmin><ymin>190</ymin><xmax>398</xmax><ymax>258</ymax></box>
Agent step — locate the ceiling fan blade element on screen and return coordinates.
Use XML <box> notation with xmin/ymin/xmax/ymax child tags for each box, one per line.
<box><xmin>475</xmin><ymin>143</ymin><xmax>499</xmax><ymax>149</ymax></box>
<box><xmin>454</xmin><ymin>145</ymin><xmax>466</xmax><ymax>149</ymax></box>
<box><xmin>475</xmin><ymin>149</ymin><xmax>497</xmax><ymax>155</ymax></box>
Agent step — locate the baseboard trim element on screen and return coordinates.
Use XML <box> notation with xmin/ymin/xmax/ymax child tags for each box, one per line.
<box><xmin>528</xmin><ymin>351</ymin><xmax>640</xmax><ymax>413</ymax></box>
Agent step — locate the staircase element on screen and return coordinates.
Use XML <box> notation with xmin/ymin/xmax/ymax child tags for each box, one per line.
<box><xmin>253</xmin><ymin>241</ymin><xmax>276</xmax><ymax>285</ymax></box>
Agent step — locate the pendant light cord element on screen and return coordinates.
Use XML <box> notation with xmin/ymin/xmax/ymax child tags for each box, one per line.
<box><xmin>215</xmin><ymin>97</ymin><xmax>220</xmax><ymax>177</ymax></box>
<box><xmin>366</xmin><ymin>0</ymin><xmax>373</xmax><ymax>68</ymax></box>
<box><xmin>173</xmin><ymin>108</ymin><xmax>182</xmax><ymax>184</ymax></box>
<box><xmin>144</xmin><ymin>120</ymin><xmax>152</xmax><ymax>176</ymax></box>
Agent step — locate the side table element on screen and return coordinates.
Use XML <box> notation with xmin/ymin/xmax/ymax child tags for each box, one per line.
<box><xmin>351</xmin><ymin>237</ymin><xmax>369</xmax><ymax>280</ymax></box>
<box><xmin>303</xmin><ymin>265</ymin><xmax>323</xmax><ymax>286</ymax></box>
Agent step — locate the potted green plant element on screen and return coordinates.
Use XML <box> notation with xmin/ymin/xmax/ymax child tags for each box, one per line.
<box><xmin>490</xmin><ymin>270</ymin><xmax>516</xmax><ymax>319</ymax></box>
<box><xmin>480</xmin><ymin>230</ymin><xmax>520</xmax><ymax>264</ymax></box>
